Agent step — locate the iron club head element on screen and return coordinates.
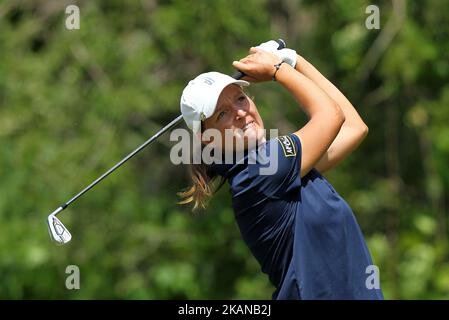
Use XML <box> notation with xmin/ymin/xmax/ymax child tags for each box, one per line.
<box><xmin>47</xmin><ymin>207</ymin><xmax>72</xmax><ymax>245</ymax></box>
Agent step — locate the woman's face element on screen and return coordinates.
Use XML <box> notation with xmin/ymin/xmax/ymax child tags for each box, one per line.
<box><xmin>202</xmin><ymin>84</ymin><xmax>265</xmax><ymax>152</ymax></box>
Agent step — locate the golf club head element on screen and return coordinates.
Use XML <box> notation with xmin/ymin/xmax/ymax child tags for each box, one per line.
<box><xmin>47</xmin><ymin>213</ymin><xmax>72</xmax><ymax>245</ymax></box>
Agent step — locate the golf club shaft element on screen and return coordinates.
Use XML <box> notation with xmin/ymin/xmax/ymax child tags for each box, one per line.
<box><xmin>62</xmin><ymin>114</ymin><xmax>184</xmax><ymax>210</ymax></box>
<box><xmin>51</xmin><ymin>38</ymin><xmax>286</xmax><ymax>216</ymax></box>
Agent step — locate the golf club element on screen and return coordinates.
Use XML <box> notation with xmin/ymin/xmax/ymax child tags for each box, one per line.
<box><xmin>47</xmin><ymin>39</ymin><xmax>287</xmax><ymax>245</ymax></box>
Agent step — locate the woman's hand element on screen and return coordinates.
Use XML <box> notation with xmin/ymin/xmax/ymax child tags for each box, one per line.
<box><xmin>232</xmin><ymin>47</ymin><xmax>282</xmax><ymax>83</ymax></box>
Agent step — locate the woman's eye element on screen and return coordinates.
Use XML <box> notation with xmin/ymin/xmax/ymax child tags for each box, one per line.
<box><xmin>217</xmin><ymin>111</ymin><xmax>226</xmax><ymax>120</ymax></box>
<box><xmin>238</xmin><ymin>95</ymin><xmax>246</xmax><ymax>102</ymax></box>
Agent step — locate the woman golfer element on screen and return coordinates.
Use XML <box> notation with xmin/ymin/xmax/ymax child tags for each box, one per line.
<box><xmin>178</xmin><ymin>41</ymin><xmax>383</xmax><ymax>300</ymax></box>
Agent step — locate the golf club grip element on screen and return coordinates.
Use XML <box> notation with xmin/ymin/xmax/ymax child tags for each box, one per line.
<box><xmin>231</xmin><ymin>38</ymin><xmax>287</xmax><ymax>79</ymax></box>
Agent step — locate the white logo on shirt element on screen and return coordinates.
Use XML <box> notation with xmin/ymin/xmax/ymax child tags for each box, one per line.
<box><xmin>277</xmin><ymin>135</ymin><xmax>296</xmax><ymax>157</ymax></box>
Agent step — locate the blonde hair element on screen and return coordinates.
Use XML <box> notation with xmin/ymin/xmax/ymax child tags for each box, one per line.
<box><xmin>177</xmin><ymin>163</ymin><xmax>225</xmax><ymax>210</ymax></box>
<box><xmin>178</xmin><ymin>122</ymin><xmax>226</xmax><ymax>210</ymax></box>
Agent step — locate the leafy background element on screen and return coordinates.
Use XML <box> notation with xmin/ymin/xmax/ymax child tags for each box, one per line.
<box><xmin>1</xmin><ymin>0</ymin><xmax>448</xmax><ymax>299</ymax></box>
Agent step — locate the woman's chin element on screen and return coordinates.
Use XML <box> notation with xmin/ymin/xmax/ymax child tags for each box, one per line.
<box><xmin>247</xmin><ymin>125</ymin><xmax>264</xmax><ymax>138</ymax></box>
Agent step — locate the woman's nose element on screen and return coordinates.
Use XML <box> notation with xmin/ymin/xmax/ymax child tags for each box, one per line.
<box><xmin>235</xmin><ymin>108</ymin><xmax>247</xmax><ymax>119</ymax></box>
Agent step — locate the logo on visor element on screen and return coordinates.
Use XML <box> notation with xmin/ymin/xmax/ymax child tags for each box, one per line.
<box><xmin>277</xmin><ymin>135</ymin><xmax>296</xmax><ymax>157</ymax></box>
<box><xmin>203</xmin><ymin>77</ymin><xmax>215</xmax><ymax>85</ymax></box>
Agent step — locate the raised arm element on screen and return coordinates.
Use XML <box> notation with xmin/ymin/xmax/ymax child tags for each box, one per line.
<box><xmin>232</xmin><ymin>48</ymin><xmax>345</xmax><ymax>178</ymax></box>
<box><xmin>295</xmin><ymin>55</ymin><xmax>369</xmax><ymax>174</ymax></box>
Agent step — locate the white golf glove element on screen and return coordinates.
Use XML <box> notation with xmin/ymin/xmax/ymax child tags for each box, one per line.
<box><xmin>256</xmin><ymin>40</ymin><xmax>298</xmax><ymax>68</ymax></box>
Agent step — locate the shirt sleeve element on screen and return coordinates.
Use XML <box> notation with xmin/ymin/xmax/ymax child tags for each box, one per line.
<box><xmin>247</xmin><ymin>133</ymin><xmax>302</xmax><ymax>199</ymax></box>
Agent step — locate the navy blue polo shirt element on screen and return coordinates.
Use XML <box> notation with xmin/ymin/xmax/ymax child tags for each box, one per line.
<box><xmin>211</xmin><ymin>133</ymin><xmax>383</xmax><ymax>300</ymax></box>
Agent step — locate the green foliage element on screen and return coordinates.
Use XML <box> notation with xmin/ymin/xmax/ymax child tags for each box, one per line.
<box><xmin>0</xmin><ymin>0</ymin><xmax>448</xmax><ymax>299</ymax></box>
